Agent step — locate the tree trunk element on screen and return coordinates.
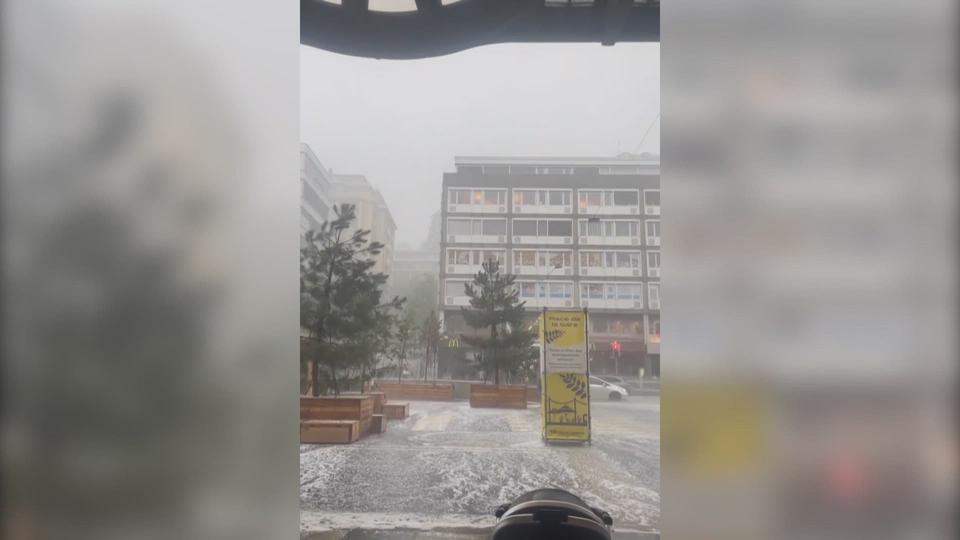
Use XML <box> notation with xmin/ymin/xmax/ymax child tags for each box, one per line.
<box><xmin>490</xmin><ymin>323</ymin><xmax>499</xmax><ymax>385</ymax></box>
<box><xmin>310</xmin><ymin>358</ymin><xmax>320</xmax><ymax>397</ymax></box>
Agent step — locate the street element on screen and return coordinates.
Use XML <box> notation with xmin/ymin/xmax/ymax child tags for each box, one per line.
<box><xmin>300</xmin><ymin>396</ymin><xmax>659</xmax><ymax>538</ymax></box>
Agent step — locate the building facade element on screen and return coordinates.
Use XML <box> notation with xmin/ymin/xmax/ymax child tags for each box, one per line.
<box><xmin>300</xmin><ymin>143</ymin><xmax>334</xmax><ymax>238</ymax></box>
<box><xmin>438</xmin><ymin>154</ymin><xmax>661</xmax><ymax>378</ymax></box>
<box><xmin>330</xmin><ymin>174</ymin><xmax>397</xmax><ymax>275</ymax></box>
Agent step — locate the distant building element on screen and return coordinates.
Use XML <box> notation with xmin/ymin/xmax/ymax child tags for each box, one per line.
<box><xmin>439</xmin><ymin>154</ymin><xmax>661</xmax><ymax>379</ymax></box>
<box><xmin>330</xmin><ymin>174</ymin><xmax>396</xmax><ymax>275</ymax></box>
<box><xmin>300</xmin><ymin>143</ymin><xmax>334</xmax><ymax>238</ymax></box>
<box><xmin>390</xmin><ymin>248</ymin><xmax>440</xmax><ymax>295</ymax></box>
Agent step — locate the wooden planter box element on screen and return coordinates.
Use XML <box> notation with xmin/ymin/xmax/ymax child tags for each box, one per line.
<box><xmin>342</xmin><ymin>391</ymin><xmax>387</xmax><ymax>414</ymax></box>
<box><xmin>300</xmin><ymin>420</ymin><xmax>360</xmax><ymax>444</ymax></box>
<box><xmin>377</xmin><ymin>382</ymin><xmax>455</xmax><ymax>401</ymax></box>
<box><xmin>382</xmin><ymin>402</ymin><xmax>410</xmax><ymax>419</ymax></box>
<box><xmin>371</xmin><ymin>414</ymin><xmax>387</xmax><ymax>434</ymax></box>
<box><xmin>300</xmin><ymin>395</ymin><xmax>374</xmax><ymax>436</ymax></box>
<box><xmin>469</xmin><ymin>384</ymin><xmax>528</xmax><ymax>409</ymax></box>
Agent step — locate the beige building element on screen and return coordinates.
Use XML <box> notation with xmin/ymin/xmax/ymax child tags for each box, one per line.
<box><xmin>330</xmin><ymin>174</ymin><xmax>396</xmax><ymax>275</ymax></box>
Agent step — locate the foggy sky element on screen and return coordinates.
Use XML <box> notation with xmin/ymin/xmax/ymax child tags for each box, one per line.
<box><xmin>300</xmin><ymin>43</ymin><xmax>660</xmax><ymax>248</ymax></box>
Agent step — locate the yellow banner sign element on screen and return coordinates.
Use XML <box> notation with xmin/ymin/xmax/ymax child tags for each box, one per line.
<box><xmin>541</xmin><ymin>310</ymin><xmax>590</xmax><ymax>442</ymax></box>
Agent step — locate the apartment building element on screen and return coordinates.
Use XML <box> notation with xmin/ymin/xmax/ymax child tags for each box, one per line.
<box><xmin>438</xmin><ymin>154</ymin><xmax>661</xmax><ymax>378</ymax></box>
<box><xmin>330</xmin><ymin>174</ymin><xmax>397</xmax><ymax>275</ymax></box>
<box><xmin>300</xmin><ymin>143</ymin><xmax>334</xmax><ymax>238</ymax></box>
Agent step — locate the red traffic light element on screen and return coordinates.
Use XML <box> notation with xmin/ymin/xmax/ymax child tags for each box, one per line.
<box><xmin>610</xmin><ymin>340</ymin><xmax>621</xmax><ymax>353</ymax></box>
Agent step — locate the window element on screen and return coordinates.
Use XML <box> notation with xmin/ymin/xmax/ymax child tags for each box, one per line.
<box><xmin>448</xmin><ymin>219</ymin><xmax>473</xmax><ymax>236</ymax></box>
<box><xmin>648</xmin><ymin>283</ymin><xmax>661</xmax><ymax>308</ymax></box>
<box><xmin>645</xmin><ymin>220</ymin><xmax>661</xmax><ymax>239</ymax></box>
<box><xmin>580</xmin><ymin>220</ymin><xmax>602</xmax><ymax>236</ymax></box>
<box><xmin>613</xmin><ymin>191</ymin><xmax>639</xmax><ymax>205</ymax></box>
<box><xmin>515</xmin><ymin>250</ymin><xmax>536</xmax><ymax>266</ymax></box>
<box><xmin>649</xmin><ymin>318</ymin><xmax>661</xmax><ymax>338</ymax></box>
<box><xmin>581</xmin><ymin>252</ymin><xmax>602</xmax><ymax>267</ymax></box>
<box><xmin>615</xmin><ymin>221</ymin><xmax>632</xmax><ymax>236</ymax></box>
<box><xmin>579</xmin><ymin>191</ymin><xmax>602</xmax><ymax>207</ymax></box>
<box><xmin>520</xmin><ymin>282</ymin><xmax>536</xmax><ymax>297</ymax></box>
<box><xmin>547</xmin><ymin>220</ymin><xmax>572</xmax><ymax>236</ymax></box>
<box><xmin>510</xmin><ymin>166</ymin><xmax>535</xmax><ymax>175</ymax></box>
<box><xmin>548</xmin><ymin>283</ymin><xmax>567</xmax><ymax>299</ymax></box>
<box><xmin>483</xmin><ymin>251</ymin><xmax>504</xmax><ymax>264</ymax></box>
<box><xmin>616</xmin><ymin>252</ymin><xmax>639</xmax><ymax>268</ymax></box>
<box><xmin>549</xmin><ymin>191</ymin><xmax>568</xmax><ymax>205</ymax></box>
<box><xmin>644</xmin><ymin>190</ymin><xmax>660</xmax><ymax>206</ymax></box>
<box><xmin>449</xmin><ymin>250</ymin><xmax>471</xmax><ymax>264</ymax></box>
<box><xmin>514</xmin><ymin>190</ymin><xmax>537</xmax><ymax>206</ymax></box>
<box><xmin>446</xmin><ymin>280</ymin><xmax>467</xmax><ymax>297</ymax></box>
<box><xmin>484</xmin><ymin>190</ymin><xmax>503</xmax><ymax>205</ymax></box>
<box><xmin>482</xmin><ymin>219</ymin><xmax>506</xmax><ymax>235</ymax></box>
<box><xmin>482</xmin><ymin>166</ymin><xmax>508</xmax><ymax>175</ymax></box>
<box><xmin>514</xmin><ymin>220</ymin><xmax>537</xmax><ymax>236</ymax></box>
<box><xmin>517</xmin><ymin>219</ymin><xmax>571</xmax><ymax>237</ymax></box>
<box><xmin>580</xmin><ymin>283</ymin><xmax>602</xmax><ymax>299</ymax></box>
<box><xmin>448</xmin><ymin>189</ymin><xmax>472</xmax><ymax>205</ymax></box>
<box><xmin>472</xmin><ymin>190</ymin><xmax>484</xmax><ymax>204</ymax></box>
<box><xmin>616</xmin><ymin>284</ymin><xmax>635</xmax><ymax>300</ymax></box>
<box><xmin>647</xmin><ymin>251</ymin><xmax>660</xmax><ymax>271</ymax></box>
<box><xmin>547</xmin><ymin>251</ymin><xmax>571</xmax><ymax>267</ymax></box>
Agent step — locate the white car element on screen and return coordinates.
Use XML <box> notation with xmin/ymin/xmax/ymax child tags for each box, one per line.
<box><xmin>590</xmin><ymin>376</ymin><xmax>628</xmax><ymax>401</ymax></box>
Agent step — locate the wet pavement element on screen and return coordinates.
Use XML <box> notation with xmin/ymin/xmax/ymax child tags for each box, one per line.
<box><xmin>300</xmin><ymin>397</ymin><xmax>660</xmax><ymax>538</ymax></box>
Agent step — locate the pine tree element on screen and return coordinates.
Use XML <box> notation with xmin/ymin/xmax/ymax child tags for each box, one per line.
<box><xmin>460</xmin><ymin>260</ymin><xmax>536</xmax><ymax>385</ymax></box>
<box><xmin>300</xmin><ymin>204</ymin><xmax>402</xmax><ymax>396</ymax></box>
<box><xmin>388</xmin><ymin>310</ymin><xmax>418</xmax><ymax>383</ymax></box>
<box><xmin>420</xmin><ymin>310</ymin><xmax>441</xmax><ymax>381</ymax></box>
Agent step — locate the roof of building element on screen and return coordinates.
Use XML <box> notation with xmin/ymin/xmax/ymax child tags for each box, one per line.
<box><xmin>454</xmin><ymin>153</ymin><xmax>660</xmax><ymax>167</ymax></box>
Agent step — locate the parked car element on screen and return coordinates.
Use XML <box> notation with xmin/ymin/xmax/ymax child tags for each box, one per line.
<box><xmin>590</xmin><ymin>376</ymin><xmax>628</xmax><ymax>401</ymax></box>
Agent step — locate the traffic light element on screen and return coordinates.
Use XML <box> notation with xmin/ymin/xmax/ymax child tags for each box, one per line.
<box><xmin>610</xmin><ymin>340</ymin><xmax>621</xmax><ymax>353</ymax></box>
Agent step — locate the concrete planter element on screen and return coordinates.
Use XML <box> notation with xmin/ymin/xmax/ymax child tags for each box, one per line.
<box><xmin>469</xmin><ymin>384</ymin><xmax>528</xmax><ymax>409</ymax></box>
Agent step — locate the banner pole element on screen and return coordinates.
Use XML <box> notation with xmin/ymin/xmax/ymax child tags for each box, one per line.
<box><xmin>584</xmin><ymin>307</ymin><xmax>591</xmax><ymax>445</ymax></box>
<box><xmin>541</xmin><ymin>307</ymin><xmax>547</xmax><ymax>443</ymax></box>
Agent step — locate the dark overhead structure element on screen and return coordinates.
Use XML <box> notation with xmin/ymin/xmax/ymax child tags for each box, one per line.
<box><xmin>301</xmin><ymin>0</ymin><xmax>660</xmax><ymax>59</ymax></box>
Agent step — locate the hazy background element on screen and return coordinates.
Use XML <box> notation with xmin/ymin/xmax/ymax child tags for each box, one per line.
<box><xmin>301</xmin><ymin>43</ymin><xmax>660</xmax><ymax>247</ymax></box>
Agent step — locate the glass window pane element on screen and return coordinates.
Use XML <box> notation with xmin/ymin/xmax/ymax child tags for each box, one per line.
<box><xmin>587</xmin><ymin>221</ymin><xmax>602</xmax><ymax>236</ymax></box>
<box><xmin>538</xmin><ymin>220</ymin><xmax>549</xmax><ymax>236</ymax></box>
<box><xmin>448</xmin><ymin>219</ymin><xmax>471</xmax><ymax>235</ymax></box>
<box><xmin>514</xmin><ymin>220</ymin><xmax>537</xmax><ymax>236</ymax></box>
<box><xmin>615</xmin><ymin>221</ymin><xmax>631</xmax><ymax>236</ymax></box>
<box><xmin>644</xmin><ymin>190</ymin><xmax>660</xmax><ymax>205</ymax></box>
<box><xmin>483</xmin><ymin>219</ymin><xmax>506</xmax><ymax>235</ymax></box>
<box><xmin>473</xmin><ymin>190</ymin><xmax>484</xmax><ymax>204</ymax></box>
<box><xmin>548</xmin><ymin>220</ymin><xmax>571</xmax><ymax>236</ymax></box>
<box><xmin>485</xmin><ymin>190</ymin><xmax>500</xmax><ymax>205</ymax></box>
<box><xmin>613</xmin><ymin>191</ymin><xmax>639</xmax><ymax>205</ymax></box>
<box><xmin>549</xmin><ymin>191</ymin><xmax>565</xmax><ymax>205</ymax></box>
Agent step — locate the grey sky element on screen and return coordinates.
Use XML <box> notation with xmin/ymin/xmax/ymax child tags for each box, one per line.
<box><xmin>300</xmin><ymin>43</ymin><xmax>660</xmax><ymax>247</ymax></box>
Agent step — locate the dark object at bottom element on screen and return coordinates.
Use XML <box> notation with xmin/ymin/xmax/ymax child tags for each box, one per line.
<box><xmin>492</xmin><ymin>488</ymin><xmax>612</xmax><ymax>540</ymax></box>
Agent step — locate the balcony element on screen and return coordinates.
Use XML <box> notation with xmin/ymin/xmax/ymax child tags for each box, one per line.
<box><xmin>447</xmin><ymin>233</ymin><xmax>506</xmax><ymax>245</ymax></box>
<box><xmin>580</xmin><ymin>297</ymin><xmax>644</xmax><ymax>310</ymax></box>
<box><xmin>580</xmin><ymin>265</ymin><xmax>643</xmax><ymax>278</ymax></box>
<box><xmin>578</xmin><ymin>189</ymin><xmax>641</xmax><ymax>216</ymax></box>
